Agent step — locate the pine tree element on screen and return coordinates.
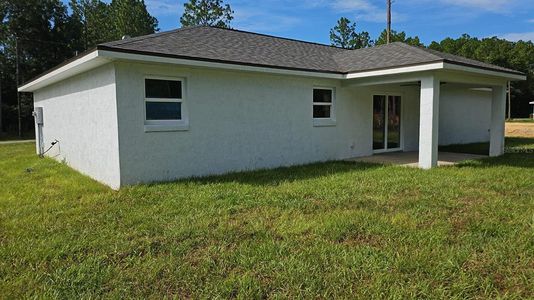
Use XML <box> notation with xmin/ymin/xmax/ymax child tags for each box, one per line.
<box><xmin>375</xmin><ymin>29</ymin><xmax>423</xmax><ymax>47</ymax></box>
<box><xmin>330</xmin><ymin>17</ymin><xmax>373</xmax><ymax>49</ymax></box>
<box><xmin>180</xmin><ymin>0</ymin><xmax>233</xmax><ymax>28</ymax></box>
<box><xmin>110</xmin><ymin>0</ymin><xmax>158</xmax><ymax>39</ymax></box>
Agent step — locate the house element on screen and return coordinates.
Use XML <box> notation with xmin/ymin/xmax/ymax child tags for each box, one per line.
<box><xmin>18</xmin><ymin>26</ymin><xmax>526</xmax><ymax>189</ymax></box>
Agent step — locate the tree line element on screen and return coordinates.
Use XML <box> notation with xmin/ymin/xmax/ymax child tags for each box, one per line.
<box><xmin>0</xmin><ymin>0</ymin><xmax>158</xmax><ymax>135</ymax></box>
<box><xmin>1</xmin><ymin>0</ymin><xmax>532</xmax><ymax>136</ymax></box>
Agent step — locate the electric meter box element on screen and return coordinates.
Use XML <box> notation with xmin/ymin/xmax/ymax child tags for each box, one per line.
<box><xmin>33</xmin><ymin>107</ymin><xmax>44</xmax><ymax>125</ymax></box>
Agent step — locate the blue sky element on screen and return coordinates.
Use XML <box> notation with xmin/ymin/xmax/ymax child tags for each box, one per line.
<box><xmin>70</xmin><ymin>0</ymin><xmax>534</xmax><ymax>45</ymax></box>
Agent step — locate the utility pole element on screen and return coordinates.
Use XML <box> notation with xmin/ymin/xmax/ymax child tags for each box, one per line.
<box><xmin>387</xmin><ymin>0</ymin><xmax>392</xmax><ymax>44</ymax></box>
<box><xmin>15</xmin><ymin>37</ymin><xmax>22</xmax><ymax>138</ymax></box>
<box><xmin>507</xmin><ymin>81</ymin><xmax>511</xmax><ymax>120</ymax></box>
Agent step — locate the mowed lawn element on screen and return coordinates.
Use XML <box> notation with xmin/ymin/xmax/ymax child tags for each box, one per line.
<box><xmin>1</xmin><ymin>139</ymin><xmax>533</xmax><ymax>298</ymax></box>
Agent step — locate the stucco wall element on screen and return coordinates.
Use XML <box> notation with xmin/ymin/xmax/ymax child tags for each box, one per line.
<box><xmin>114</xmin><ymin>63</ymin><xmax>388</xmax><ymax>185</ymax></box>
<box><xmin>30</xmin><ymin>61</ymin><xmax>494</xmax><ymax>188</ymax></box>
<box><xmin>33</xmin><ymin>64</ymin><xmax>121</xmax><ymax>189</ymax></box>
<box><xmin>439</xmin><ymin>86</ymin><xmax>492</xmax><ymax>145</ymax></box>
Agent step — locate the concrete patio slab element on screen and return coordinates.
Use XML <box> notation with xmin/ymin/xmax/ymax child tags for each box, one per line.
<box><xmin>347</xmin><ymin>151</ymin><xmax>487</xmax><ymax>167</ymax></box>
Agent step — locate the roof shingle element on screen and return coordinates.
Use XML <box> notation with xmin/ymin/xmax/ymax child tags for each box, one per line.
<box><xmin>98</xmin><ymin>26</ymin><xmax>523</xmax><ymax>76</ymax></box>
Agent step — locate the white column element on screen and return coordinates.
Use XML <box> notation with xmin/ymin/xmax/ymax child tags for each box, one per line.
<box><xmin>489</xmin><ymin>85</ymin><xmax>506</xmax><ymax>157</ymax></box>
<box><xmin>418</xmin><ymin>75</ymin><xmax>440</xmax><ymax>169</ymax></box>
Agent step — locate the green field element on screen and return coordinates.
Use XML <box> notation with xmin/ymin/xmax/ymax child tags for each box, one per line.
<box><xmin>1</xmin><ymin>139</ymin><xmax>533</xmax><ymax>298</ymax></box>
<box><xmin>507</xmin><ymin>118</ymin><xmax>534</xmax><ymax>123</ymax></box>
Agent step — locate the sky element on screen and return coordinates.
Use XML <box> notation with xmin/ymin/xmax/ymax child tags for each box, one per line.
<box><xmin>71</xmin><ymin>0</ymin><xmax>534</xmax><ymax>45</ymax></box>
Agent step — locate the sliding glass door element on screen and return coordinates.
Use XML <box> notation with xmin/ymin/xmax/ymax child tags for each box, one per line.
<box><xmin>373</xmin><ymin>95</ymin><xmax>401</xmax><ymax>152</ymax></box>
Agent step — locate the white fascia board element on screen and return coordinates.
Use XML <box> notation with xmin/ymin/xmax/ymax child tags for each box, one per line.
<box><xmin>18</xmin><ymin>48</ymin><xmax>526</xmax><ymax>92</ymax></box>
<box><xmin>345</xmin><ymin>61</ymin><xmax>526</xmax><ymax>82</ymax></box>
<box><xmin>344</xmin><ymin>62</ymin><xmax>444</xmax><ymax>79</ymax></box>
<box><xmin>442</xmin><ymin>62</ymin><xmax>526</xmax><ymax>81</ymax></box>
<box><xmin>98</xmin><ymin>50</ymin><xmax>346</xmax><ymax>80</ymax></box>
<box><xmin>18</xmin><ymin>50</ymin><xmax>110</xmax><ymax>92</ymax></box>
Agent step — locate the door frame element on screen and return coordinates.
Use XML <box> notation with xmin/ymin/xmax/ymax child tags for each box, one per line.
<box><xmin>372</xmin><ymin>92</ymin><xmax>404</xmax><ymax>154</ymax></box>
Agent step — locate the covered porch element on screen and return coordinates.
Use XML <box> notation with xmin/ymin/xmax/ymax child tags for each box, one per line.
<box><xmin>344</xmin><ymin>68</ymin><xmax>519</xmax><ymax>169</ymax></box>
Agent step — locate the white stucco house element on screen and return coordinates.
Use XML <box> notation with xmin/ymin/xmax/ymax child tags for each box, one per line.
<box><xmin>19</xmin><ymin>26</ymin><xmax>526</xmax><ymax>189</ymax></box>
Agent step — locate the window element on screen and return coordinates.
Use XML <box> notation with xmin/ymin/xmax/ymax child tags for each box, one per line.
<box><xmin>144</xmin><ymin>77</ymin><xmax>188</xmax><ymax>131</ymax></box>
<box><xmin>313</xmin><ymin>88</ymin><xmax>336</xmax><ymax>126</ymax></box>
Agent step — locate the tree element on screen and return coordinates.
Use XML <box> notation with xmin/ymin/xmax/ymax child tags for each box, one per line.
<box><xmin>375</xmin><ymin>29</ymin><xmax>423</xmax><ymax>47</ymax></box>
<box><xmin>69</xmin><ymin>0</ymin><xmax>158</xmax><ymax>50</ymax></box>
<box><xmin>0</xmin><ymin>0</ymin><xmax>160</xmax><ymax>136</ymax></box>
<box><xmin>1</xmin><ymin>0</ymin><xmax>75</xmax><ymax>135</ymax></box>
<box><xmin>180</xmin><ymin>0</ymin><xmax>233</xmax><ymax>28</ymax></box>
<box><xmin>69</xmin><ymin>0</ymin><xmax>113</xmax><ymax>50</ymax></box>
<box><xmin>110</xmin><ymin>0</ymin><xmax>158</xmax><ymax>39</ymax></box>
<box><xmin>330</xmin><ymin>17</ymin><xmax>372</xmax><ymax>49</ymax></box>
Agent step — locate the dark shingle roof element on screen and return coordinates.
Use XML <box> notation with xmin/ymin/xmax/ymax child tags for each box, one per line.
<box><xmin>98</xmin><ymin>26</ymin><xmax>523</xmax><ymax>76</ymax></box>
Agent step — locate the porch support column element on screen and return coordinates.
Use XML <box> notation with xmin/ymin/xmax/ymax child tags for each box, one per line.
<box><xmin>489</xmin><ymin>85</ymin><xmax>506</xmax><ymax>157</ymax></box>
<box><xmin>418</xmin><ymin>75</ymin><xmax>440</xmax><ymax>169</ymax></box>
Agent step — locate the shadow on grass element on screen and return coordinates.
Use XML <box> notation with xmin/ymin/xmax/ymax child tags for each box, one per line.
<box><xmin>440</xmin><ymin>137</ymin><xmax>534</xmax><ymax>155</ymax></box>
<box><xmin>457</xmin><ymin>153</ymin><xmax>534</xmax><ymax>169</ymax></box>
<box><xmin>162</xmin><ymin>161</ymin><xmax>384</xmax><ymax>187</ymax></box>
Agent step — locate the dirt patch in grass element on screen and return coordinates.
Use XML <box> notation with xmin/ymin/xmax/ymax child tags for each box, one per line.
<box><xmin>505</xmin><ymin>122</ymin><xmax>534</xmax><ymax>138</ymax></box>
<box><xmin>338</xmin><ymin>233</ymin><xmax>385</xmax><ymax>248</ymax></box>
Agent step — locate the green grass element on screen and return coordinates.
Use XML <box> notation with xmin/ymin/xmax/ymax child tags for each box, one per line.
<box><xmin>439</xmin><ymin>137</ymin><xmax>534</xmax><ymax>155</ymax></box>
<box><xmin>1</xmin><ymin>141</ymin><xmax>533</xmax><ymax>298</ymax></box>
<box><xmin>507</xmin><ymin>119</ymin><xmax>534</xmax><ymax>123</ymax></box>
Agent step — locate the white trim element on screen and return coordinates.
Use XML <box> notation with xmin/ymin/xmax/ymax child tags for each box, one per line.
<box><xmin>372</xmin><ymin>93</ymin><xmax>403</xmax><ymax>153</ymax></box>
<box><xmin>18</xmin><ymin>49</ymin><xmax>526</xmax><ymax>93</ymax></box>
<box><xmin>18</xmin><ymin>50</ymin><xmax>109</xmax><ymax>92</ymax></box>
<box><xmin>346</xmin><ymin>63</ymin><xmax>445</xmax><ymax>79</ymax></box>
<box><xmin>312</xmin><ymin>87</ymin><xmax>336</xmax><ymax>126</ymax></box>
<box><xmin>144</xmin><ymin>123</ymin><xmax>190</xmax><ymax>132</ymax></box>
<box><xmin>442</xmin><ymin>62</ymin><xmax>526</xmax><ymax>81</ymax></box>
<box><xmin>143</xmin><ymin>76</ymin><xmax>189</xmax><ymax>132</ymax></box>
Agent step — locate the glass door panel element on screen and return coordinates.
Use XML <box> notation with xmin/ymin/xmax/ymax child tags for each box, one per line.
<box><xmin>373</xmin><ymin>95</ymin><xmax>401</xmax><ymax>151</ymax></box>
<box><xmin>373</xmin><ymin>95</ymin><xmax>386</xmax><ymax>150</ymax></box>
<box><xmin>387</xmin><ymin>96</ymin><xmax>401</xmax><ymax>149</ymax></box>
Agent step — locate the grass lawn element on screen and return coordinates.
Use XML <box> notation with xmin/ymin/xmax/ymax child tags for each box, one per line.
<box><xmin>507</xmin><ymin>119</ymin><xmax>534</xmax><ymax>123</ymax></box>
<box><xmin>439</xmin><ymin>137</ymin><xmax>534</xmax><ymax>155</ymax></box>
<box><xmin>1</xmin><ymin>139</ymin><xmax>533</xmax><ymax>298</ymax></box>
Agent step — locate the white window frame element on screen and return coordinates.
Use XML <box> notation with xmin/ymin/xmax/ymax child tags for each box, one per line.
<box><xmin>371</xmin><ymin>92</ymin><xmax>404</xmax><ymax>154</ymax></box>
<box><xmin>143</xmin><ymin>75</ymin><xmax>189</xmax><ymax>132</ymax></box>
<box><xmin>312</xmin><ymin>87</ymin><xmax>336</xmax><ymax>127</ymax></box>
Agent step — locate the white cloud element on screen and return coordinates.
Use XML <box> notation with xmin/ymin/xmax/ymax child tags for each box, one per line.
<box><xmin>500</xmin><ymin>32</ymin><xmax>534</xmax><ymax>42</ymax></box>
<box><xmin>145</xmin><ymin>0</ymin><xmax>182</xmax><ymax>16</ymax></box>
<box><xmin>232</xmin><ymin>8</ymin><xmax>301</xmax><ymax>33</ymax></box>
<box><xmin>332</xmin><ymin>0</ymin><xmax>376</xmax><ymax>12</ymax></box>
<box><xmin>439</xmin><ymin>0</ymin><xmax>517</xmax><ymax>12</ymax></box>
<box><xmin>330</xmin><ymin>0</ymin><xmax>407</xmax><ymax>23</ymax></box>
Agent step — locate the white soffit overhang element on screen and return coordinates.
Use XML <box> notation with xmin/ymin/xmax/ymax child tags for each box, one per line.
<box><xmin>18</xmin><ymin>50</ymin><xmax>110</xmax><ymax>92</ymax></box>
<box><xmin>18</xmin><ymin>49</ymin><xmax>526</xmax><ymax>92</ymax></box>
